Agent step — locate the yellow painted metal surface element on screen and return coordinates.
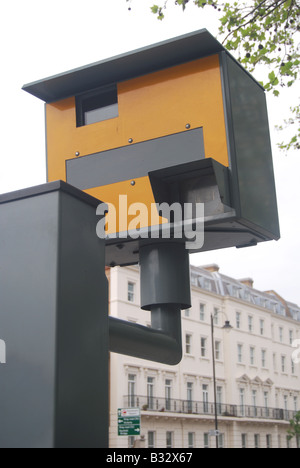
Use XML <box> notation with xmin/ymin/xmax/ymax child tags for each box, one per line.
<box><xmin>46</xmin><ymin>54</ymin><xmax>229</xmax><ymax>232</ymax></box>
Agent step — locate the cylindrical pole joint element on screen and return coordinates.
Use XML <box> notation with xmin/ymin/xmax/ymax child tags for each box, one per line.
<box><xmin>109</xmin><ymin>242</ymin><xmax>191</xmax><ymax>366</ymax></box>
<box><xmin>140</xmin><ymin>242</ymin><xmax>191</xmax><ymax>312</ymax></box>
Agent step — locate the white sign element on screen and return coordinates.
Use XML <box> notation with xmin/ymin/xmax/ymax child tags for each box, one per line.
<box><xmin>119</xmin><ymin>408</ymin><xmax>140</xmax><ymax>418</ymax></box>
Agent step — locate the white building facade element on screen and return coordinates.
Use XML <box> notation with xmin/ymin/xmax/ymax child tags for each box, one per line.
<box><xmin>108</xmin><ymin>264</ymin><xmax>300</xmax><ymax>449</ymax></box>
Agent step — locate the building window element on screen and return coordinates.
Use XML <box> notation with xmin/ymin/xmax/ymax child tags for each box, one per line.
<box><xmin>127</xmin><ymin>282</ymin><xmax>135</xmax><ymax>302</ymax></box>
<box><xmin>215</xmin><ymin>341</ymin><xmax>221</xmax><ymax>361</ymax></box>
<box><xmin>260</xmin><ymin>319</ymin><xmax>265</xmax><ymax>335</ymax></box>
<box><xmin>187</xmin><ymin>382</ymin><xmax>193</xmax><ymax>412</ymax></box>
<box><xmin>244</xmin><ymin>289</ymin><xmax>250</xmax><ymax>302</ymax></box>
<box><xmin>266</xmin><ymin>434</ymin><xmax>272</xmax><ymax>449</ymax></box>
<box><xmin>284</xmin><ymin>395</ymin><xmax>288</xmax><ymax>417</ymax></box>
<box><xmin>188</xmin><ymin>432</ymin><xmax>195</xmax><ymax>448</ymax></box>
<box><xmin>236</xmin><ymin>312</ymin><xmax>241</xmax><ymax>329</ymax></box>
<box><xmin>250</xmin><ymin>347</ymin><xmax>255</xmax><ymax>366</ymax></box>
<box><xmin>241</xmin><ymin>434</ymin><xmax>247</xmax><ymax>449</ymax></box>
<box><xmin>147</xmin><ymin>377</ymin><xmax>155</xmax><ymax>410</ymax></box>
<box><xmin>264</xmin><ymin>392</ymin><xmax>269</xmax><ymax>406</ymax></box>
<box><xmin>128</xmin><ymin>374</ymin><xmax>136</xmax><ymax>408</ymax></box>
<box><xmin>289</xmin><ymin>330</ymin><xmax>294</xmax><ymax>345</ymax></box>
<box><xmin>284</xmin><ymin>395</ymin><xmax>289</xmax><ymax>420</ymax></box>
<box><xmin>218</xmin><ymin>433</ymin><xmax>225</xmax><ymax>448</ymax></box>
<box><xmin>252</xmin><ymin>390</ymin><xmax>257</xmax><ymax>407</ymax></box>
<box><xmin>232</xmin><ymin>286</ymin><xmax>240</xmax><ymax>298</ymax></box>
<box><xmin>165</xmin><ymin>379</ymin><xmax>172</xmax><ymax>411</ymax></box>
<box><xmin>264</xmin><ymin>391</ymin><xmax>269</xmax><ymax>410</ymax></box>
<box><xmin>252</xmin><ymin>390</ymin><xmax>257</xmax><ymax>417</ymax></box>
<box><xmin>264</xmin><ymin>392</ymin><xmax>270</xmax><ymax>417</ymax></box>
<box><xmin>278</xmin><ymin>435</ymin><xmax>281</xmax><ymax>449</ymax></box>
<box><xmin>128</xmin><ymin>436</ymin><xmax>136</xmax><ymax>448</ymax></box>
<box><xmin>166</xmin><ymin>431</ymin><xmax>173</xmax><ymax>448</ymax></box>
<box><xmin>261</xmin><ymin>349</ymin><xmax>267</xmax><ymax>368</ymax></box>
<box><xmin>184</xmin><ymin>309</ymin><xmax>191</xmax><ymax>318</ymax></box>
<box><xmin>281</xmin><ymin>355</ymin><xmax>286</xmax><ymax>373</ymax></box>
<box><xmin>273</xmin><ymin>353</ymin><xmax>277</xmax><ymax>372</ymax></box>
<box><xmin>294</xmin><ymin>396</ymin><xmax>298</xmax><ymax>412</ymax></box>
<box><xmin>200</xmin><ymin>303</ymin><xmax>206</xmax><ymax>321</ymax></box>
<box><xmin>292</xmin><ymin>358</ymin><xmax>295</xmax><ymax>375</ymax></box>
<box><xmin>204</xmin><ymin>433</ymin><xmax>210</xmax><ymax>449</ymax></box>
<box><xmin>217</xmin><ymin>386</ymin><xmax>223</xmax><ymax>414</ymax></box>
<box><xmin>240</xmin><ymin>388</ymin><xmax>245</xmax><ymax>416</ymax></box>
<box><xmin>202</xmin><ymin>384</ymin><xmax>209</xmax><ymax>413</ymax></box>
<box><xmin>214</xmin><ymin>308</ymin><xmax>219</xmax><ymax>325</ymax></box>
<box><xmin>148</xmin><ymin>431</ymin><xmax>155</xmax><ymax>448</ymax></box>
<box><xmin>254</xmin><ymin>434</ymin><xmax>260</xmax><ymax>449</ymax></box>
<box><xmin>204</xmin><ymin>279</ymin><xmax>212</xmax><ymax>291</ymax></box>
<box><xmin>260</xmin><ymin>298</ymin><xmax>267</xmax><ymax>308</ymax></box>
<box><xmin>191</xmin><ymin>275</ymin><xmax>198</xmax><ymax>286</ymax></box>
<box><xmin>237</xmin><ymin>344</ymin><xmax>243</xmax><ymax>363</ymax></box>
<box><xmin>76</xmin><ymin>84</ymin><xmax>118</xmax><ymax>127</ymax></box>
<box><xmin>248</xmin><ymin>316</ymin><xmax>253</xmax><ymax>333</ymax></box>
<box><xmin>279</xmin><ymin>327</ymin><xmax>283</xmax><ymax>343</ymax></box>
<box><xmin>185</xmin><ymin>334</ymin><xmax>192</xmax><ymax>355</ymax></box>
<box><xmin>201</xmin><ymin>337</ymin><xmax>207</xmax><ymax>358</ymax></box>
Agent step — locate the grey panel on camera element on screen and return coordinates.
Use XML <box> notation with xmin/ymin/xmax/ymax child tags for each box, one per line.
<box><xmin>66</xmin><ymin>128</ymin><xmax>205</xmax><ymax>190</ymax></box>
<box><xmin>224</xmin><ymin>55</ymin><xmax>280</xmax><ymax>240</ymax></box>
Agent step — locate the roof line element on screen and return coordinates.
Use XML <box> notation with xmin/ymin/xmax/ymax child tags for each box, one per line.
<box><xmin>22</xmin><ymin>29</ymin><xmax>226</xmax><ymax>103</ymax></box>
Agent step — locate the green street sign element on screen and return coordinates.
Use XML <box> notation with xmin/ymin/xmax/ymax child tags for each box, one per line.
<box><xmin>118</xmin><ymin>408</ymin><xmax>141</xmax><ymax>436</ymax></box>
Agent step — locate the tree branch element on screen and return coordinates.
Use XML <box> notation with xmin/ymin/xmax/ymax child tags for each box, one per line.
<box><xmin>222</xmin><ymin>0</ymin><xmax>288</xmax><ymax>45</ymax></box>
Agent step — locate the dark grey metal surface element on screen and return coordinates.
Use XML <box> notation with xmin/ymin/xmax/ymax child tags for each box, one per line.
<box><xmin>104</xmin><ymin>218</ymin><xmax>267</xmax><ymax>267</ymax></box>
<box><xmin>140</xmin><ymin>242</ymin><xmax>191</xmax><ymax>311</ymax></box>
<box><xmin>0</xmin><ymin>179</ymin><xmax>101</xmax><ymax>208</ymax></box>
<box><xmin>149</xmin><ymin>158</ymin><xmax>232</xmax><ymax>218</ymax></box>
<box><xmin>109</xmin><ymin>242</ymin><xmax>190</xmax><ymax>365</ymax></box>
<box><xmin>22</xmin><ymin>29</ymin><xmax>226</xmax><ymax>103</ymax></box>
<box><xmin>66</xmin><ymin>128</ymin><xmax>205</xmax><ymax>190</ymax></box>
<box><xmin>0</xmin><ymin>182</ymin><xmax>108</xmax><ymax>448</ymax></box>
<box><xmin>109</xmin><ymin>308</ymin><xmax>182</xmax><ymax>366</ymax></box>
<box><xmin>220</xmin><ymin>53</ymin><xmax>280</xmax><ymax>241</ymax></box>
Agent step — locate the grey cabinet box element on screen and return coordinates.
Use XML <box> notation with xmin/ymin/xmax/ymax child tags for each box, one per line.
<box><xmin>0</xmin><ymin>181</ymin><xmax>108</xmax><ymax>448</ymax></box>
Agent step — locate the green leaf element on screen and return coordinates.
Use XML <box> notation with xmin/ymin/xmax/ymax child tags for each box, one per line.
<box><xmin>268</xmin><ymin>71</ymin><xmax>276</xmax><ymax>82</ymax></box>
<box><xmin>151</xmin><ymin>5</ymin><xmax>159</xmax><ymax>14</ymax></box>
<box><xmin>147</xmin><ymin>0</ymin><xmax>300</xmax><ymax>154</ymax></box>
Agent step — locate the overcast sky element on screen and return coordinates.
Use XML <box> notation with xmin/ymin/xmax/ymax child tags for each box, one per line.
<box><xmin>0</xmin><ymin>0</ymin><xmax>299</xmax><ymax>305</ymax></box>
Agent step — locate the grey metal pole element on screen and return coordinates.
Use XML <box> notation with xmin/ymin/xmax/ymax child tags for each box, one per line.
<box><xmin>211</xmin><ymin>313</ymin><xmax>219</xmax><ymax>449</ymax></box>
<box><xmin>110</xmin><ymin>241</ymin><xmax>191</xmax><ymax>366</ymax></box>
<box><xmin>109</xmin><ymin>308</ymin><xmax>182</xmax><ymax>365</ymax></box>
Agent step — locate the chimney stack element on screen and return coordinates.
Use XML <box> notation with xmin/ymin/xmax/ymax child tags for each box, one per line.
<box><xmin>239</xmin><ymin>278</ymin><xmax>254</xmax><ymax>288</ymax></box>
<box><xmin>202</xmin><ymin>264</ymin><xmax>220</xmax><ymax>273</ymax></box>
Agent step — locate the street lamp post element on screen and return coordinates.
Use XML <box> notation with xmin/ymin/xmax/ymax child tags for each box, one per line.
<box><xmin>211</xmin><ymin>313</ymin><xmax>233</xmax><ymax>449</ymax></box>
